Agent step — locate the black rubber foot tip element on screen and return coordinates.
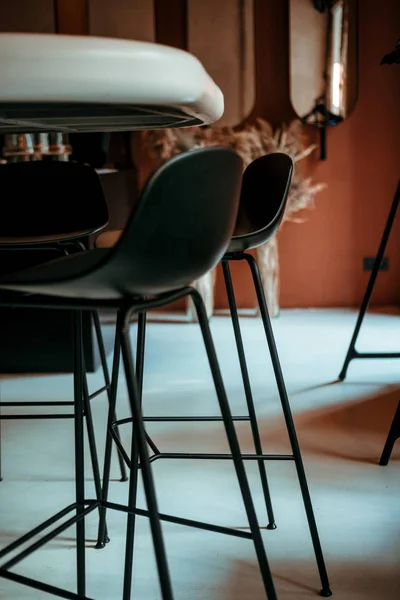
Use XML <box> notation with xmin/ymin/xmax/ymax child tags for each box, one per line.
<box><xmin>338</xmin><ymin>372</ymin><xmax>345</xmax><ymax>382</ymax></box>
<box><xmin>379</xmin><ymin>459</ymin><xmax>389</xmax><ymax>466</ymax></box>
<box><xmin>95</xmin><ymin>535</ymin><xmax>110</xmax><ymax>549</ymax></box>
<box><xmin>95</xmin><ymin>541</ymin><xmax>106</xmax><ymax>550</ymax></box>
<box><xmin>120</xmin><ymin>476</ymin><xmax>129</xmax><ymax>482</ymax></box>
<box><xmin>320</xmin><ymin>587</ymin><xmax>333</xmax><ymax>597</ymax></box>
<box><xmin>266</xmin><ymin>522</ymin><xmax>277</xmax><ymax>530</ymax></box>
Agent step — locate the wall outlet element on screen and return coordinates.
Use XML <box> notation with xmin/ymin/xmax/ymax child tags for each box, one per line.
<box><xmin>363</xmin><ymin>256</ymin><xmax>389</xmax><ymax>271</ymax></box>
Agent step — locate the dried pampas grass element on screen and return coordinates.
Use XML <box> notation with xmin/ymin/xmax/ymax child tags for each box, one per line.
<box><xmin>142</xmin><ymin>118</ymin><xmax>325</xmax><ymax>224</ymax></box>
<box><xmin>141</xmin><ymin>119</ymin><xmax>325</xmax><ymax>318</ymax></box>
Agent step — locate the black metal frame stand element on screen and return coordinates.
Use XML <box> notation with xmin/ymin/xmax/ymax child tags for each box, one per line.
<box><xmin>0</xmin><ymin>288</ymin><xmax>278</xmax><ymax>600</ymax></box>
<box><xmin>107</xmin><ymin>253</ymin><xmax>332</xmax><ymax>598</ymax></box>
<box><xmin>339</xmin><ymin>179</ymin><xmax>400</xmax><ymax>381</ymax></box>
<box><xmin>338</xmin><ymin>179</ymin><xmax>400</xmax><ymax>465</ymax></box>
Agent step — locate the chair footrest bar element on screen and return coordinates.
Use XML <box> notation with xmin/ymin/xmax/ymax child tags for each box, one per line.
<box><xmin>88</xmin><ymin>384</ymin><xmax>110</xmax><ymax>400</ymax></box>
<box><xmin>0</xmin><ymin>495</ymin><xmax>258</xmax><ymax>600</ymax></box>
<box><xmin>0</xmin><ymin>401</ymin><xmax>74</xmax><ymax>407</ymax></box>
<box><xmin>0</xmin><ymin>414</ymin><xmax>74</xmax><ymax>420</ymax></box>
<box><xmin>353</xmin><ymin>351</ymin><xmax>400</xmax><ymax>359</ymax></box>
<box><xmin>113</xmin><ymin>415</ymin><xmax>251</xmax><ymax>427</ymax></box>
<box><xmin>0</xmin><ymin>503</ymin><xmax>78</xmax><ymax>561</ymax></box>
<box><xmin>148</xmin><ymin>452</ymin><xmax>295</xmax><ymax>461</ymax></box>
<box><xmin>103</xmin><ymin>500</ymin><xmax>253</xmax><ymax>539</ymax></box>
<box><xmin>0</xmin><ymin>570</ymin><xmax>96</xmax><ymax>600</ymax></box>
<box><xmin>143</xmin><ymin>415</ymin><xmax>251</xmax><ymax>422</ymax></box>
<box><xmin>1</xmin><ymin>504</ymin><xmax>99</xmax><ymax>571</ymax></box>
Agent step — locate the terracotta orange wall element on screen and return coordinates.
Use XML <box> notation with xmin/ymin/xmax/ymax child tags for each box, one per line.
<box><xmin>215</xmin><ymin>0</ymin><xmax>400</xmax><ymax>309</ymax></box>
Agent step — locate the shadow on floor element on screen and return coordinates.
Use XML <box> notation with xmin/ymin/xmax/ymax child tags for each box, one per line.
<box><xmin>223</xmin><ymin>557</ymin><xmax>400</xmax><ymax>599</ymax></box>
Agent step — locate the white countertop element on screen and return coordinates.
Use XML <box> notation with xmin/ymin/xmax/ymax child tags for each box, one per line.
<box><xmin>0</xmin><ymin>33</ymin><xmax>224</xmax><ymax>133</ymax></box>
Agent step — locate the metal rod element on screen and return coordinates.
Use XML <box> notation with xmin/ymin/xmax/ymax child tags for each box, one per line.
<box><xmin>124</xmin><ymin>308</ymin><xmax>148</xmax><ymax>599</ymax></box>
<box><xmin>114</xmin><ymin>415</ymin><xmax>250</xmax><ymax>424</ymax></box>
<box><xmin>0</xmin><ymin>570</ymin><xmax>96</xmax><ymax>600</ymax></box>
<box><xmin>134</xmin><ymin>309</ymin><xmax>161</xmax><ymax>455</ymax></box>
<box><xmin>92</xmin><ymin>310</ymin><xmax>127</xmax><ymax>482</ymax></box>
<box><xmin>102</xmin><ymin>501</ymin><xmax>253</xmax><ymax>540</ymax></box>
<box><xmin>88</xmin><ymin>384</ymin><xmax>110</xmax><ymax>401</ymax></box>
<box><xmin>123</xmin><ymin>404</ymin><xmax>139</xmax><ymax>600</ymax></box>
<box><xmin>0</xmin><ymin>393</ymin><xmax>2</xmax><ymax>481</ymax></box>
<box><xmin>119</xmin><ymin>308</ymin><xmax>174</xmax><ymax>600</ymax></box>
<box><xmin>349</xmin><ymin>352</ymin><xmax>400</xmax><ymax>360</ymax></box>
<box><xmin>1</xmin><ymin>504</ymin><xmax>97</xmax><ymax>571</ymax></box>
<box><xmin>82</xmin><ymin>357</ymin><xmax>108</xmax><ymax>543</ymax></box>
<box><xmin>223</xmin><ymin>259</ymin><xmax>276</xmax><ymax>529</ymax></box>
<box><xmin>379</xmin><ymin>400</ymin><xmax>400</xmax><ymax>466</ymax></box>
<box><xmin>0</xmin><ymin>414</ymin><xmax>73</xmax><ymax>419</ymax></box>
<box><xmin>136</xmin><ymin>310</ymin><xmax>146</xmax><ymax>399</ymax></box>
<box><xmin>338</xmin><ymin>179</ymin><xmax>400</xmax><ymax>380</ymax></box>
<box><xmin>189</xmin><ymin>287</ymin><xmax>277</xmax><ymax>600</ymax></box>
<box><xmin>244</xmin><ymin>253</ymin><xmax>332</xmax><ymax>597</ymax></box>
<box><xmin>148</xmin><ymin>453</ymin><xmax>294</xmax><ymax>461</ymax></box>
<box><xmin>0</xmin><ymin>503</ymin><xmax>77</xmax><ymax>560</ymax></box>
<box><xmin>0</xmin><ymin>401</ymin><xmax>73</xmax><ymax>406</ymax></box>
<box><xmin>96</xmin><ymin>317</ymin><xmax>123</xmax><ymax>548</ymax></box>
<box><xmin>73</xmin><ymin>310</ymin><xmax>86</xmax><ymax>597</ymax></box>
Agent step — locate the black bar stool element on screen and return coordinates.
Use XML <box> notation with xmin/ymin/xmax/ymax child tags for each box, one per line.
<box><xmin>0</xmin><ymin>161</ymin><xmax>127</xmax><ymax>508</ymax></box>
<box><xmin>96</xmin><ymin>152</ymin><xmax>332</xmax><ymax>597</ymax></box>
<box><xmin>0</xmin><ymin>147</ymin><xmax>280</xmax><ymax>600</ymax></box>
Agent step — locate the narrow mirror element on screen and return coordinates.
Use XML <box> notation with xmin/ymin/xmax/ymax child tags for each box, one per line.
<box><xmin>290</xmin><ymin>0</ymin><xmax>358</xmax><ymax>158</ymax></box>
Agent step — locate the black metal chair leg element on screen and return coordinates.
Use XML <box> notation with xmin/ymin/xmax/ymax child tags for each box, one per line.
<box><xmin>189</xmin><ymin>288</ymin><xmax>277</xmax><ymax>600</ymax></box>
<box><xmin>136</xmin><ymin>311</ymin><xmax>146</xmax><ymax>398</ymax></box>
<box><xmin>122</xmin><ymin>310</ymin><xmax>147</xmax><ymax>600</ymax></box>
<box><xmin>222</xmin><ymin>260</ymin><xmax>276</xmax><ymax>529</ymax></box>
<box><xmin>73</xmin><ymin>310</ymin><xmax>86</xmax><ymax>597</ymax></box>
<box><xmin>122</xmin><ymin>416</ymin><xmax>140</xmax><ymax>600</ymax></box>
<box><xmin>0</xmin><ymin>397</ymin><xmax>2</xmax><ymax>482</ymax></box>
<box><xmin>82</xmin><ymin>360</ymin><xmax>109</xmax><ymax>545</ymax></box>
<box><xmin>244</xmin><ymin>253</ymin><xmax>332</xmax><ymax>598</ymax></box>
<box><xmin>338</xmin><ymin>180</ymin><xmax>400</xmax><ymax>381</ymax></box>
<box><xmin>92</xmin><ymin>310</ymin><xmax>128</xmax><ymax>482</ymax></box>
<box><xmin>379</xmin><ymin>400</ymin><xmax>400</xmax><ymax>466</ymax></box>
<box><xmin>119</xmin><ymin>307</ymin><xmax>174</xmax><ymax>600</ymax></box>
<box><xmin>135</xmin><ymin>310</ymin><xmax>161</xmax><ymax>456</ymax></box>
<box><xmin>96</xmin><ymin>320</ymin><xmax>122</xmax><ymax>549</ymax></box>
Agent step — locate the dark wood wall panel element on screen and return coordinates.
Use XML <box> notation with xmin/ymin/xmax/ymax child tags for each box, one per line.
<box><xmin>0</xmin><ymin>0</ymin><xmax>55</xmax><ymax>32</ymax></box>
<box><xmin>251</xmin><ymin>0</ymin><xmax>296</xmax><ymax>126</ymax></box>
<box><xmin>55</xmin><ymin>0</ymin><xmax>88</xmax><ymax>35</ymax></box>
<box><xmin>88</xmin><ymin>0</ymin><xmax>154</xmax><ymax>41</ymax></box>
<box><xmin>154</xmin><ymin>0</ymin><xmax>187</xmax><ymax>49</ymax></box>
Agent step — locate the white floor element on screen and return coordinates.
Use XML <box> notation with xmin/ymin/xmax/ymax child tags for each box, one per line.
<box><xmin>0</xmin><ymin>309</ymin><xmax>399</xmax><ymax>599</ymax></box>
